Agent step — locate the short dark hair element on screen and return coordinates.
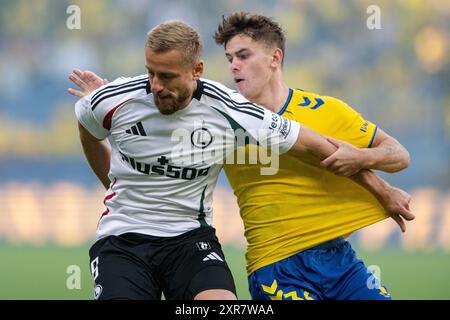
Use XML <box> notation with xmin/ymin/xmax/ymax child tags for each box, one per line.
<box><xmin>214</xmin><ymin>12</ymin><xmax>286</xmax><ymax>59</ymax></box>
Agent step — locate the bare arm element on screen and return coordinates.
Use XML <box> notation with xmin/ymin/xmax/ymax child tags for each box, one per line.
<box><xmin>360</xmin><ymin>129</ymin><xmax>410</xmax><ymax>172</ymax></box>
<box><xmin>290</xmin><ymin>126</ymin><xmax>414</xmax><ymax>231</ymax></box>
<box><xmin>69</xmin><ymin>70</ymin><xmax>111</xmax><ymax>189</ymax></box>
<box><xmin>348</xmin><ymin>169</ymin><xmax>413</xmax><ymax>232</ymax></box>
<box><xmin>78</xmin><ymin>122</ymin><xmax>111</xmax><ymax>189</ymax></box>
<box><xmin>320</xmin><ymin>129</ymin><xmax>410</xmax><ymax>176</ymax></box>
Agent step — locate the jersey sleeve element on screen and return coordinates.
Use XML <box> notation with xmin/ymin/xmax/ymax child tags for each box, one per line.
<box><xmin>74</xmin><ymin>92</ymin><xmax>110</xmax><ymax>139</ymax></box>
<box><xmin>202</xmin><ymin>80</ymin><xmax>300</xmax><ymax>154</ymax></box>
<box><xmin>255</xmin><ymin>108</ymin><xmax>301</xmax><ymax>154</ymax></box>
<box><xmin>324</xmin><ymin>96</ymin><xmax>378</xmax><ymax>148</ymax></box>
<box><xmin>74</xmin><ymin>76</ymin><xmax>141</xmax><ymax>140</ymax></box>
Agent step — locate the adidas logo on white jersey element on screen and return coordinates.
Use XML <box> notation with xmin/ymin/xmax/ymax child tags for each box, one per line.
<box><xmin>202</xmin><ymin>252</ymin><xmax>223</xmax><ymax>262</ymax></box>
<box><xmin>125</xmin><ymin>122</ymin><xmax>147</xmax><ymax>136</ymax></box>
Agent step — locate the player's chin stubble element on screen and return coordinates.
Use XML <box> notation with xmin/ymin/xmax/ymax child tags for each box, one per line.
<box><xmin>154</xmin><ymin>89</ymin><xmax>191</xmax><ymax>115</ymax></box>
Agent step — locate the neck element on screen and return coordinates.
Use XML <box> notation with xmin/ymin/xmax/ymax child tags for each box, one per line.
<box><xmin>181</xmin><ymin>80</ymin><xmax>198</xmax><ymax>108</ymax></box>
<box><xmin>249</xmin><ymin>73</ymin><xmax>290</xmax><ymax>113</ymax></box>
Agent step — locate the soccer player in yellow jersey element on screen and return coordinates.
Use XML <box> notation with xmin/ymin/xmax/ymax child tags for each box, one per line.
<box><xmin>68</xmin><ymin>16</ymin><xmax>414</xmax><ymax>300</ymax></box>
<box><xmin>214</xmin><ymin>12</ymin><xmax>412</xmax><ymax>300</ymax></box>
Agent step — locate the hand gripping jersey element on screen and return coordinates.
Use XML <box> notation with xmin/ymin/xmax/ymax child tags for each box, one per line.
<box><xmin>75</xmin><ymin>75</ymin><xmax>300</xmax><ymax>240</ymax></box>
<box><xmin>224</xmin><ymin>88</ymin><xmax>390</xmax><ymax>275</ymax></box>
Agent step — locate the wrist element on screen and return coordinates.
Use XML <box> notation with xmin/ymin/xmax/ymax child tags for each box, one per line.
<box><xmin>356</xmin><ymin>169</ymin><xmax>391</xmax><ymax>201</ymax></box>
<box><xmin>373</xmin><ymin>178</ymin><xmax>392</xmax><ymax>203</ymax></box>
<box><xmin>360</xmin><ymin>148</ymin><xmax>376</xmax><ymax>169</ymax></box>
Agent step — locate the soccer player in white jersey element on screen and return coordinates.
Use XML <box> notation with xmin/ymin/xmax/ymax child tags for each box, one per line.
<box><xmin>70</xmin><ymin>21</ymin><xmax>413</xmax><ymax>300</ymax></box>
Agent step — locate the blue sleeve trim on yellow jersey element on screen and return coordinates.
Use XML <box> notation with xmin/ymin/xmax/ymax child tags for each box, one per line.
<box><xmin>369</xmin><ymin>126</ymin><xmax>378</xmax><ymax>147</ymax></box>
<box><xmin>277</xmin><ymin>88</ymin><xmax>293</xmax><ymax>116</ymax></box>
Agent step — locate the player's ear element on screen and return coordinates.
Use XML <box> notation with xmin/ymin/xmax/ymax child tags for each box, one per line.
<box><xmin>193</xmin><ymin>60</ymin><xmax>204</xmax><ymax>80</ymax></box>
<box><xmin>271</xmin><ymin>48</ymin><xmax>283</xmax><ymax>68</ymax></box>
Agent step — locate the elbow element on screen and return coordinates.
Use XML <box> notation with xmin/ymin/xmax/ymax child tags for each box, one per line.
<box><xmin>388</xmin><ymin>150</ymin><xmax>410</xmax><ymax>173</ymax></box>
<box><xmin>400</xmin><ymin>150</ymin><xmax>410</xmax><ymax>170</ymax></box>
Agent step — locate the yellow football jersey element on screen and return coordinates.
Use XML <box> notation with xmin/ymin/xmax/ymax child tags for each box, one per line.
<box><xmin>224</xmin><ymin>88</ymin><xmax>389</xmax><ymax>275</ymax></box>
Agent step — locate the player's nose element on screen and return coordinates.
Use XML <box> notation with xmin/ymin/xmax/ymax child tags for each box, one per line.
<box><xmin>151</xmin><ymin>76</ymin><xmax>164</xmax><ymax>94</ymax></box>
<box><xmin>230</xmin><ymin>59</ymin><xmax>241</xmax><ymax>73</ymax></box>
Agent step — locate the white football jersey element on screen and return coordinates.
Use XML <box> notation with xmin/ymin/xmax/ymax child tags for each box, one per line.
<box><xmin>75</xmin><ymin>75</ymin><xmax>301</xmax><ymax>239</ymax></box>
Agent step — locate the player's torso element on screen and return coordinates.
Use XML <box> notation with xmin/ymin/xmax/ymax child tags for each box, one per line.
<box><xmin>109</xmin><ymin>96</ymin><xmax>230</xmax><ymax>180</ymax></box>
<box><xmin>224</xmin><ymin>88</ymin><xmax>386</xmax><ymax>275</ymax></box>
<box><xmin>86</xmin><ymin>76</ymin><xmax>297</xmax><ymax>240</ymax></box>
<box><xmin>99</xmin><ymin>88</ymin><xmax>234</xmax><ymax>238</ymax></box>
<box><xmin>225</xmin><ymin>88</ymin><xmax>377</xmax><ymax>204</ymax></box>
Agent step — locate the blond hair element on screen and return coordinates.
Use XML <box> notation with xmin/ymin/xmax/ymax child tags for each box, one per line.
<box><xmin>146</xmin><ymin>20</ymin><xmax>203</xmax><ymax>65</ymax></box>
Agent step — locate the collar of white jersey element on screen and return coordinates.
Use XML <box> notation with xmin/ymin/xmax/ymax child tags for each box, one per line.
<box><xmin>192</xmin><ymin>79</ymin><xmax>203</xmax><ymax>101</ymax></box>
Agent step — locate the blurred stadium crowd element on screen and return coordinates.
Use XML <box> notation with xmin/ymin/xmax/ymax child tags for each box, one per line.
<box><xmin>0</xmin><ymin>0</ymin><xmax>449</xmax><ymax>248</ymax></box>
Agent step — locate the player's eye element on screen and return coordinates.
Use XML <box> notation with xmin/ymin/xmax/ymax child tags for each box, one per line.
<box><xmin>237</xmin><ymin>53</ymin><xmax>249</xmax><ymax>60</ymax></box>
<box><xmin>159</xmin><ymin>74</ymin><xmax>175</xmax><ymax>80</ymax></box>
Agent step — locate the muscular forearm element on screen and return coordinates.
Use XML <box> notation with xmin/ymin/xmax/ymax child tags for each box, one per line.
<box><xmin>362</xmin><ymin>138</ymin><xmax>410</xmax><ymax>173</ymax></box>
<box><xmin>289</xmin><ymin>126</ymin><xmax>338</xmax><ymax>160</ymax></box>
<box><xmin>82</xmin><ymin>139</ymin><xmax>111</xmax><ymax>189</ymax></box>
<box><xmin>290</xmin><ymin>125</ymin><xmax>392</xmax><ymax>207</ymax></box>
<box><xmin>78</xmin><ymin>123</ymin><xmax>111</xmax><ymax>189</ymax></box>
<box><xmin>349</xmin><ymin>169</ymin><xmax>391</xmax><ymax>204</ymax></box>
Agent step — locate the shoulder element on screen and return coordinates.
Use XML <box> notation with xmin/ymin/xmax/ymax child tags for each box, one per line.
<box><xmin>75</xmin><ymin>74</ymin><xmax>149</xmax><ymax>132</ymax></box>
<box><xmin>200</xmin><ymin>78</ymin><xmax>265</xmax><ymax>119</ymax></box>
<box><xmin>289</xmin><ymin>89</ymin><xmax>375</xmax><ymax>143</ymax></box>
<box><xmin>201</xmin><ymin>78</ymin><xmax>244</xmax><ymax>101</ymax></box>
<box><xmin>200</xmin><ymin>78</ymin><xmax>256</xmax><ymax>105</ymax></box>
<box><xmin>88</xmin><ymin>74</ymin><xmax>149</xmax><ymax>112</ymax></box>
<box><xmin>291</xmin><ymin>88</ymin><xmax>358</xmax><ymax>115</ymax></box>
